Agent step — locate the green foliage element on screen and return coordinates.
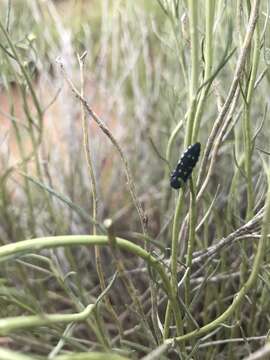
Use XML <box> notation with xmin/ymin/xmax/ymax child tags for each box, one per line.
<box><xmin>0</xmin><ymin>0</ymin><xmax>270</xmax><ymax>359</ymax></box>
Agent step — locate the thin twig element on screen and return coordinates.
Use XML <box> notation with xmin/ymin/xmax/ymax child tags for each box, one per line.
<box><xmin>59</xmin><ymin>61</ymin><xmax>147</xmax><ymax>234</ymax></box>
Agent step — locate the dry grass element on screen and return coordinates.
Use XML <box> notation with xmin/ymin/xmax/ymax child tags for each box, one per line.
<box><xmin>0</xmin><ymin>1</ymin><xmax>270</xmax><ymax>359</ymax></box>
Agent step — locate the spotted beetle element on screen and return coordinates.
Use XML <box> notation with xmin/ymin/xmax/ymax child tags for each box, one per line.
<box><xmin>170</xmin><ymin>142</ymin><xmax>201</xmax><ymax>189</ymax></box>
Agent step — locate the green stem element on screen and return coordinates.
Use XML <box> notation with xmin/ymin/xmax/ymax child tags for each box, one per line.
<box><xmin>0</xmin><ymin>234</ymin><xmax>183</xmax><ymax>330</ymax></box>
<box><xmin>164</xmin><ymin>0</ymin><xmax>199</xmax><ymax>343</ymax></box>
<box><xmin>244</xmin><ymin>21</ymin><xmax>260</xmax><ymax>220</ymax></box>
<box><xmin>184</xmin><ymin>178</ymin><xmax>196</xmax><ymax>309</ymax></box>
<box><xmin>0</xmin><ymin>304</ymin><xmax>95</xmax><ymax>335</ymax></box>
<box><xmin>192</xmin><ymin>0</ymin><xmax>215</xmax><ymax>141</ymax></box>
<box><xmin>235</xmin><ymin>15</ymin><xmax>261</xmax><ymax>352</ymax></box>
<box><xmin>163</xmin><ymin>191</ymin><xmax>185</xmax><ymax>339</ymax></box>
<box><xmin>188</xmin><ymin>0</ymin><xmax>199</xmax><ymax>103</ymax></box>
<box><xmin>0</xmin><ymin>348</ymin><xmax>130</xmax><ymax>360</ymax></box>
<box><xmin>0</xmin><ymin>233</ymin><xmax>181</xmax><ymax>350</ymax></box>
<box><xmin>171</xmin><ymin>191</ymin><xmax>185</xmax><ymax>297</ymax></box>
<box><xmin>168</xmin><ymin>168</ymin><xmax>270</xmax><ymax>344</ymax></box>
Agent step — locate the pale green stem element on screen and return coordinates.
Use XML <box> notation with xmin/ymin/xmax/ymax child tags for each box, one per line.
<box><xmin>0</xmin><ymin>235</ymin><xmax>183</xmax><ymax>331</ymax></box>
<box><xmin>0</xmin><ymin>348</ymin><xmax>130</xmax><ymax>360</ymax></box>
<box><xmin>166</xmin><ymin>167</ymin><xmax>270</xmax><ymax>344</ymax></box>
<box><xmin>196</xmin><ymin>0</ymin><xmax>260</xmax><ymax>189</ymax></box>
<box><xmin>55</xmin><ymin>352</ymin><xmax>130</xmax><ymax>360</ymax></box>
<box><xmin>188</xmin><ymin>0</ymin><xmax>199</xmax><ymax>103</ymax></box>
<box><xmin>192</xmin><ymin>0</ymin><xmax>216</xmax><ymax>141</ymax></box>
<box><xmin>0</xmin><ymin>304</ymin><xmax>95</xmax><ymax>335</ymax></box>
<box><xmin>235</xmin><ymin>13</ymin><xmax>261</xmax><ymax>351</ymax></box>
<box><xmin>164</xmin><ymin>0</ymin><xmax>199</xmax><ymax>341</ymax></box>
<box><xmin>163</xmin><ymin>190</ymin><xmax>185</xmax><ymax>340</ymax></box>
<box><xmin>244</xmin><ymin>22</ymin><xmax>260</xmax><ymax>221</ymax></box>
<box><xmin>184</xmin><ymin>178</ymin><xmax>196</xmax><ymax>309</ymax></box>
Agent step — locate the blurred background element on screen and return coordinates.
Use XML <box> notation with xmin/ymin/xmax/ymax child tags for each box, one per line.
<box><xmin>0</xmin><ymin>0</ymin><xmax>183</xmax><ymax>240</ymax></box>
<box><xmin>0</xmin><ymin>1</ymin><xmax>269</xmax><ymax>359</ymax></box>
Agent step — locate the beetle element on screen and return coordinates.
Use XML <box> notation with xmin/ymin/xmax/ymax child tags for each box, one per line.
<box><xmin>170</xmin><ymin>142</ymin><xmax>201</xmax><ymax>189</ymax></box>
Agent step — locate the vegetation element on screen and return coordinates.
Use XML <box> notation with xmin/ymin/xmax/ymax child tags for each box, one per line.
<box><xmin>0</xmin><ymin>0</ymin><xmax>270</xmax><ymax>359</ymax></box>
